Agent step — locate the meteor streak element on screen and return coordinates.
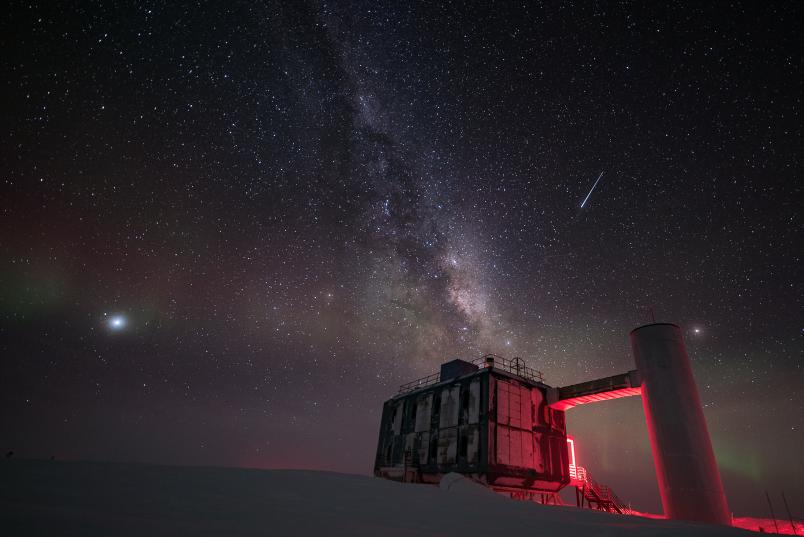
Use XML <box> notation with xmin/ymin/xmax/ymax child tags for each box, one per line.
<box><xmin>580</xmin><ymin>171</ymin><xmax>604</xmax><ymax>208</ymax></box>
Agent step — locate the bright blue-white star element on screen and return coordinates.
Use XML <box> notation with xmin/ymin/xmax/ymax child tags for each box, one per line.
<box><xmin>107</xmin><ymin>315</ymin><xmax>127</xmax><ymax>331</ymax></box>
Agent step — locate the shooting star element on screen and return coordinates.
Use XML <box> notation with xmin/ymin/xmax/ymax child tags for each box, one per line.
<box><xmin>580</xmin><ymin>171</ymin><xmax>605</xmax><ymax>208</ymax></box>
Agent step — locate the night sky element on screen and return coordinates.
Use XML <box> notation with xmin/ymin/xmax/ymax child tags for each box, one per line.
<box><xmin>2</xmin><ymin>1</ymin><xmax>801</xmax><ymax>517</ymax></box>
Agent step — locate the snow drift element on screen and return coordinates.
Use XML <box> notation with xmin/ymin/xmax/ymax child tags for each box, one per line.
<box><xmin>0</xmin><ymin>459</ymin><xmax>756</xmax><ymax>536</ymax></box>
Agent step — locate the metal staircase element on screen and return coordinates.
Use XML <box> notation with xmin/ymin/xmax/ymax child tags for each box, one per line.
<box><xmin>570</xmin><ymin>465</ymin><xmax>632</xmax><ymax>515</ymax></box>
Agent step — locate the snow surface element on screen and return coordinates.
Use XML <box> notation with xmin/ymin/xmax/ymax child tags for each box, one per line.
<box><xmin>1</xmin><ymin>460</ymin><xmax>758</xmax><ymax>536</ymax></box>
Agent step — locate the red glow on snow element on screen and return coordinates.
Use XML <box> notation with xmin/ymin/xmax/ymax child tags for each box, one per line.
<box><xmin>627</xmin><ymin>510</ymin><xmax>666</xmax><ymax>520</ymax></box>
<box><xmin>731</xmin><ymin>517</ymin><xmax>800</xmax><ymax>534</ymax></box>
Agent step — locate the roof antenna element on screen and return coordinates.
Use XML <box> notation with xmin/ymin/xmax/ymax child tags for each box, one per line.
<box><xmin>765</xmin><ymin>490</ymin><xmax>780</xmax><ymax>534</ymax></box>
<box><xmin>782</xmin><ymin>491</ymin><xmax>797</xmax><ymax>535</ymax></box>
<box><xmin>648</xmin><ymin>307</ymin><xmax>656</xmax><ymax>324</ymax></box>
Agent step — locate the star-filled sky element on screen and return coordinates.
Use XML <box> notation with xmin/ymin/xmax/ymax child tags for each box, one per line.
<box><xmin>2</xmin><ymin>1</ymin><xmax>801</xmax><ymax>517</ymax></box>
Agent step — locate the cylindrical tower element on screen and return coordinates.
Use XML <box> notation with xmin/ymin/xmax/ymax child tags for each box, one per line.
<box><xmin>630</xmin><ymin>323</ymin><xmax>730</xmax><ymax>525</ymax></box>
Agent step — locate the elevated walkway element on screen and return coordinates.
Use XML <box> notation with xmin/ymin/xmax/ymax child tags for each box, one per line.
<box><xmin>550</xmin><ymin>370</ymin><xmax>642</xmax><ymax>410</ymax></box>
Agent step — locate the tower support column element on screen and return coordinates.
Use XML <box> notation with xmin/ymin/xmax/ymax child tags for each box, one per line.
<box><xmin>630</xmin><ymin>323</ymin><xmax>731</xmax><ymax>525</ymax></box>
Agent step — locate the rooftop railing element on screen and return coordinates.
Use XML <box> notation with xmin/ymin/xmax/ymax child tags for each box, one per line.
<box><xmin>475</xmin><ymin>354</ymin><xmax>545</xmax><ymax>384</ymax></box>
<box><xmin>397</xmin><ymin>371</ymin><xmax>441</xmax><ymax>395</ymax></box>
<box><xmin>397</xmin><ymin>354</ymin><xmax>545</xmax><ymax>394</ymax></box>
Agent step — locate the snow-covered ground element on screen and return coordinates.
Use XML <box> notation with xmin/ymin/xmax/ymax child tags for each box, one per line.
<box><xmin>0</xmin><ymin>459</ymin><xmax>763</xmax><ymax>536</ymax></box>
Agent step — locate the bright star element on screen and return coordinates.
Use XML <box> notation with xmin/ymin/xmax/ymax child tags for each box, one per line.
<box><xmin>108</xmin><ymin>315</ymin><xmax>127</xmax><ymax>331</ymax></box>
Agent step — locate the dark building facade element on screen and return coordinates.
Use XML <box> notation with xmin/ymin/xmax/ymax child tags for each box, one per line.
<box><xmin>374</xmin><ymin>356</ymin><xmax>571</xmax><ymax>494</ymax></box>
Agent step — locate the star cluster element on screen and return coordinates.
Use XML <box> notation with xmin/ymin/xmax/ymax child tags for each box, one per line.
<box><xmin>1</xmin><ymin>1</ymin><xmax>801</xmax><ymax>516</ymax></box>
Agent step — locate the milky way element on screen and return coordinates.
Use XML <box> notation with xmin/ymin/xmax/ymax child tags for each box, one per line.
<box><xmin>1</xmin><ymin>1</ymin><xmax>801</xmax><ymax>516</ymax></box>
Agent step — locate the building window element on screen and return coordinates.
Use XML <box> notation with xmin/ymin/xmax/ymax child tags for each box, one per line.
<box><xmin>461</xmin><ymin>387</ymin><xmax>470</xmax><ymax>411</ymax></box>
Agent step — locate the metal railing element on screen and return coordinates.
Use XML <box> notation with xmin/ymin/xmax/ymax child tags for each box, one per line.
<box><xmin>474</xmin><ymin>354</ymin><xmax>545</xmax><ymax>384</ymax></box>
<box><xmin>572</xmin><ymin>464</ymin><xmax>632</xmax><ymax>515</ymax></box>
<box><xmin>569</xmin><ymin>464</ymin><xmax>587</xmax><ymax>482</ymax></box>
<box><xmin>398</xmin><ymin>371</ymin><xmax>442</xmax><ymax>394</ymax></box>
<box><xmin>397</xmin><ymin>355</ymin><xmax>545</xmax><ymax>394</ymax></box>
